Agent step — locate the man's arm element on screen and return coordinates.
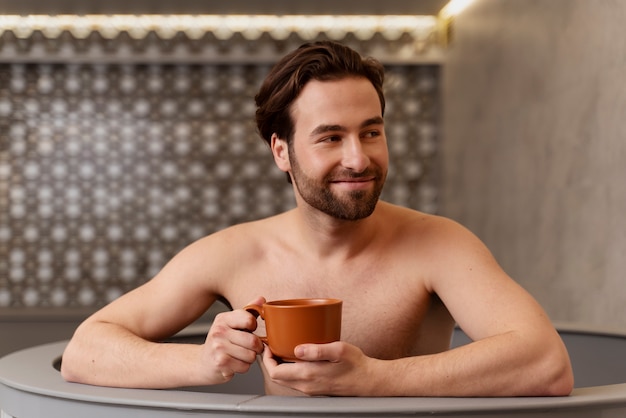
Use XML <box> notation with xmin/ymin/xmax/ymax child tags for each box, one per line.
<box><xmin>61</xmin><ymin>236</ymin><xmax>264</xmax><ymax>389</ymax></box>
<box><xmin>261</xmin><ymin>218</ymin><xmax>574</xmax><ymax>396</ymax></box>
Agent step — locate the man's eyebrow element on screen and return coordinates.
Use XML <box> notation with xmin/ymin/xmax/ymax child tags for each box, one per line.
<box><xmin>361</xmin><ymin>117</ymin><xmax>384</xmax><ymax>128</ymax></box>
<box><xmin>310</xmin><ymin>124</ymin><xmax>345</xmax><ymax>137</ymax></box>
<box><xmin>309</xmin><ymin>117</ymin><xmax>384</xmax><ymax>137</ymax></box>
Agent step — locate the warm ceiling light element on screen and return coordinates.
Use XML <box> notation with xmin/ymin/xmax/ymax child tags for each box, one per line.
<box><xmin>0</xmin><ymin>14</ymin><xmax>439</xmax><ymax>42</ymax></box>
<box><xmin>438</xmin><ymin>0</ymin><xmax>474</xmax><ymax>46</ymax></box>
<box><xmin>439</xmin><ymin>0</ymin><xmax>474</xmax><ymax>19</ymax></box>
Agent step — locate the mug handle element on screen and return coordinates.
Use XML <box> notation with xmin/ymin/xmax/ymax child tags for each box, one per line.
<box><xmin>244</xmin><ymin>304</ymin><xmax>263</xmax><ymax>318</ymax></box>
<box><xmin>243</xmin><ymin>304</ymin><xmax>268</xmax><ymax>344</ymax></box>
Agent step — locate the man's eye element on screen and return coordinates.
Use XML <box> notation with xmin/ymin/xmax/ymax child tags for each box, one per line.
<box><xmin>363</xmin><ymin>130</ymin><xmax>381</xmax><ymax>139</ymax></box>
<box><xmin>324</xmin><ymin>135</ymin><xmax>342</xmax><ymax>142</ymax></box>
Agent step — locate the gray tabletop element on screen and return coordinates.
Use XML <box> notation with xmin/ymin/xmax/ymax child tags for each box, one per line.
<box><xmin>2</xmin><ymin>338</ymin><xmax>626</xmax><ymax>417</ymax></box>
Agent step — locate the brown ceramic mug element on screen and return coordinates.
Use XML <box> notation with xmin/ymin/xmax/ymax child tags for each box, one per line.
<box><xmin>244</xmin><ymin>298</ymin><xmax>342</xmax><ymax>361</ymax></box>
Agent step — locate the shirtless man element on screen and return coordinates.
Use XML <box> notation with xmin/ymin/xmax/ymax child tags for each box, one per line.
<box><xmin>61</xmin><ymin>41</ymin><xmax>574</xmax><ymax>397</ymax></box>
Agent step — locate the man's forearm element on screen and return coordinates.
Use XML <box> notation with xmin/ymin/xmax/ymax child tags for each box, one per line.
<box><xmin>369</xmin><ymin>332</ymin><xmax>573</xmax><ymax>397</ymax></box>
<box><xmin>61</xmin><ymin>322</ymin><xmax>207</xmax><ymax>389</ymax></box>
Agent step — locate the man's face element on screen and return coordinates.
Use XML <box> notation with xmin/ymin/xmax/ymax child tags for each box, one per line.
<box><xmin>286</xmin><ymin>77</ymin><xmax>388</xmax><ymax>221</ymax></box>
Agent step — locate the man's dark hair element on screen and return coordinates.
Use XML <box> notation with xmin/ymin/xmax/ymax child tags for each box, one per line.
<box><xmin>254</xmin><ymin>41</ymin><xmax>386</xmax><ymax>148</ymax></box>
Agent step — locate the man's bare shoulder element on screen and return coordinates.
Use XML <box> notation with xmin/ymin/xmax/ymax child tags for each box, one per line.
<box><xmin>190</xmin><ymin>211</ymin><xmax>292</xmax><ymax>262</ymax></box>
<box><xmin>377</xmin><ymin>203</ymin><xmax>488</xmax><ymax>271</ymax></box>
<box><xmin>378</xmin><ymin>202</ymin><xmax>464</xmax><ymax>239</ymax></box>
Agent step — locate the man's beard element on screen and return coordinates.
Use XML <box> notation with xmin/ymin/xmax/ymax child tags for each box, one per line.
<box><xmin>288</xmin><ymin>147</ymin><xmax>385</xmax><ymax>221</ymax></box>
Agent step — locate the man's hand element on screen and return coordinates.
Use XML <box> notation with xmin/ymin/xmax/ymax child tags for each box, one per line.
<box><xmin>262</xmin><ymin>340</ymin><xmax>375</xmax><ymax>396</ymax></box>
<box><xmin>201</xmin><ymin>296</ymin><xmax>266</xmax><ymax>383</ymax></box>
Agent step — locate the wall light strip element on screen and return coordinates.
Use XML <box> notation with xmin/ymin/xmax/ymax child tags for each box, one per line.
<box><xmin>0</xmin><ymin>14</ymin><xmax>440</xmax><ymax>41</ymax></box>
<box><xmin>439</xmin><ymin>0</ymin><xmax>474</xmax><ymax>19</ymax></box>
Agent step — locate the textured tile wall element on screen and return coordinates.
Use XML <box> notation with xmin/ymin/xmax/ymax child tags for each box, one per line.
<box><xmin>0</xmin><ymin>59</ymin><xmax>440</xmax><ymax>310</ymax></box>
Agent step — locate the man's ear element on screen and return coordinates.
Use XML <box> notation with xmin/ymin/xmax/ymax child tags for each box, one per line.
<box><xmin>271</xmin><ymin>133</ymin><xmax>291</xmax><ymax>173</ymax></box>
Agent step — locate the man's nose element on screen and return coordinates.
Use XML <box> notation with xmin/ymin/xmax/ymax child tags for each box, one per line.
<box><xmin>341</xmin><ymin>138</ymin><xmax>370</xmax><ymax>173</ymax></box>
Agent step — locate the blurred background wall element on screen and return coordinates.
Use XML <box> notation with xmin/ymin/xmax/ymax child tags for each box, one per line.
<box><xmin>442</xmin><ymin>0</ymin><xmax>626</xmax><ymax>330</ymax></box>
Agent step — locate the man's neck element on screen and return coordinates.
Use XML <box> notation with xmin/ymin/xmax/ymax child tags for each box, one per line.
<box><xmin>290</xmin><ymin>201</ymin><xmax>386</xmax><ymax>260</ymax></box>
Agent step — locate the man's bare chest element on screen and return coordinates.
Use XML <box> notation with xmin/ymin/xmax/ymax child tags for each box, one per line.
<box><xmin>221</xmin><ymin>260</ymin><xmax>450</xmax><ymax>359</ymax></box>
